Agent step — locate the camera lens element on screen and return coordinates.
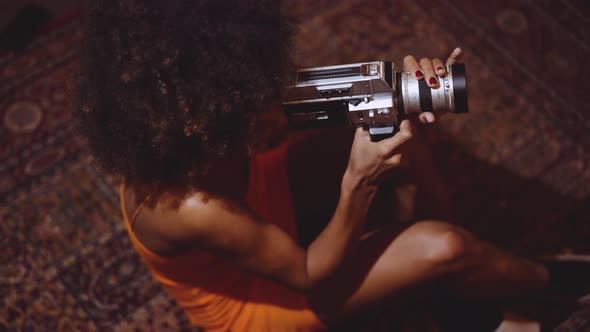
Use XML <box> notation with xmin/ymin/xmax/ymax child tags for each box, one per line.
<box><xmin>395</xmin><ymin>63</ymin><xmax>468</xmax><ymax>115</ymax></box>
<box><xmin>450</xmin><ymin>63</ymin><xmax>468</xmax><ymax>114</ymax></box>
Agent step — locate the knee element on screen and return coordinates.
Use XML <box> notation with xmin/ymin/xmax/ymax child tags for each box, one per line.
<box><xmin>409</xmin><ymin>221</ymin><xmax>469</xmax><ymax>266</ymax></box>
<box><xmin>425</xmin><ymin>229</ymin><xmax>466</xmax><ymax>265</ymax></box>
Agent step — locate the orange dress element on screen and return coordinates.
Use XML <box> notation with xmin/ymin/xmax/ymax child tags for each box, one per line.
<box><xmin>119</xmin><ymin>142</ymin><xmax>327</xmax><ymax>331</ymax></box>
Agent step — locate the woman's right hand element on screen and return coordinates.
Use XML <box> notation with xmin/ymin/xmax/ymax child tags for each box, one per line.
<box><xmin>344</xmin><ymin>120</ymin><xmax>414</xmax><ymax>190</ymax></box>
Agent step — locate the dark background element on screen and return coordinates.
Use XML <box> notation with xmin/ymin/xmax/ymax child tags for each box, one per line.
<box><xmin>1</xmin><ymin>0</ymin><xmax>589</xmax><ymax>330</ymax></box>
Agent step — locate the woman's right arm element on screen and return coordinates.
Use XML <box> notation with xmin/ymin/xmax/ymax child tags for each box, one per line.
<box><xmin>164</xmin><ymin>121</ymin><xmax>414</xmax><ymax>294</ymax></box>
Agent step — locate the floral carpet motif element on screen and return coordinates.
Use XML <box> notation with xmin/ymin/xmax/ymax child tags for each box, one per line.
<box><xmin>1</xmin><ymin>1</ymin><xmax>589</xmax><ymax>331</ymax></box>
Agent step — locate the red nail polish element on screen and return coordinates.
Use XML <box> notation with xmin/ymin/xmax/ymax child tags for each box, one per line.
<box><xmin>429</xmin><ymin>77</ymin><xmax>437</xmax><ymax>85</ymax></box>
<box><xmin>415</xmin><ymin>70</ymin><xmax>423</xmax><ymax>78</ymax></box>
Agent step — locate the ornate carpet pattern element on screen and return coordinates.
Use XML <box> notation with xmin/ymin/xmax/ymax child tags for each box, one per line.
<box><xmin>288</xmin><ymin>0</ymin><xmax>590</xmax><ymax>256</ymax></box>
<box><xmin>0</xmin><ymin>14</ymin><xmax>198</xmax><ymax>332</ymax></box>
<box><xmin>1</xmin><ymin>1</ymin><xmax>589</xmax><ymax>331</ymax></box>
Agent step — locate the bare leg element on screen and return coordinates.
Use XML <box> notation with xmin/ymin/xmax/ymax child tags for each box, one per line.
<box><xmin>286</xmin><ymin>129</ymin><xmax>548</xmax><ymax>324</ymax></box>
<box><xmin>310</xmin><ymin>220</ymin><xmax>548</xmax><ymax>325</ymax></box>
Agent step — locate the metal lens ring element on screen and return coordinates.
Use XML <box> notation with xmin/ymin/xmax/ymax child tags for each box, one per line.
<box><xmin>397</xmin><ymin>63</ymin><xmax>468</xmax><ymax>115</ymax></box>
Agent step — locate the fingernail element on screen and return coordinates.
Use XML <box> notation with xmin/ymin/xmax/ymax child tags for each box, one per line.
<box><xmin>437</xmin><ymin>67</ymin><xmax>445</xmax><ymax>73</ymax></box>
<box><xmin>429</xmin><ymin>77</ymin><xmax>437</xmax><ymax>85</ymax></box>
<box><xmin>415</xmin><ymin>70</ymin><xmax>423</xmax><ymax>78</ymax></box>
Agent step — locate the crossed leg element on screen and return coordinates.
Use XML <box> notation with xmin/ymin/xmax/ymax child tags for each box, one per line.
<box><xmin>286</xmin><ymin>128</ymin><xmax>549</xmax><ymax>328</ymax></box>
<box><xmin>310</xmin><ymin>220</ymin><xmax>548</xmax><ymax>326</ymax></box>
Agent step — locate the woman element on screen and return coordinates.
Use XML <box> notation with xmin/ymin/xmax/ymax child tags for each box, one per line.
<box><xmin>76</xmin><ymin>1</ymin><xmax>588</xmax><ymax>331</ymax></box>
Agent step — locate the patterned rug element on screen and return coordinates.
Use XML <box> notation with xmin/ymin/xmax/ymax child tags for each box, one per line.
<box><xmin>1</xmin><ymin>1</ymin><xmax>589</xmax><ymax>331</ymax></box>
<box><xmin>289</xmin><ymin>0</ymin><xmax>590</xmax><ymax>256</ymax></box>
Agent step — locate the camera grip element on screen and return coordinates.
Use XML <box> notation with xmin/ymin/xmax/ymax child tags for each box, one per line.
<box><xmin>369</xmin><ymin>126</ymin><xmax>397</xmax><ymax>142</ymax></box>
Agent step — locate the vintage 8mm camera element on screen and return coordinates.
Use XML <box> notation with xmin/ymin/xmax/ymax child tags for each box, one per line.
<box><xmin>282</xmin><ymin>61</ymin><xmax>468</xmax><ymax>141</ymax></box>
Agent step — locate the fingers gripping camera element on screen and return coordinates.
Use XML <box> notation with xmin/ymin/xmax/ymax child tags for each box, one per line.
<box><xmin>282</xmin><ymin>61</ymin><xmax>468</xmax><ymax>141</ymax></box>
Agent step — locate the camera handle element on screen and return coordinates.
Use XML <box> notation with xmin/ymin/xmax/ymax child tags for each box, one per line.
<box><xmin>369</xmin><ymin>126</ymin><xmax>397</xmax><ymax>142</ymax></box>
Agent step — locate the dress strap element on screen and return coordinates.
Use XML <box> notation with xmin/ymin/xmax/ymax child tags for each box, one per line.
<box><xmin>120</xmin><ymin>181</ymin><xmax>153</xmax><ymax>230</ymax></box>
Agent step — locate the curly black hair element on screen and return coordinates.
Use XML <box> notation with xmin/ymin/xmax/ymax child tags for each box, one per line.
<box><xmin>76</xmin><ymin>0</ymin><xmax>294</xmax><ymax>200</ymax></box>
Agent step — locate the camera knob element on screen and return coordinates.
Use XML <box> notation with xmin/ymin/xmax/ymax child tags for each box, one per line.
<box><xmin>377</xmin><ymin>108</ymin><xmax>391</xmax><ymax>116</ymax></box>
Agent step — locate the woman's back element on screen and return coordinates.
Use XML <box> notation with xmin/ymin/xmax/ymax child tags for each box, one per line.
<box><xmin>120</xmin><ymin>140</ymin><xmax>325</xmax><ymax>331</ymax></box>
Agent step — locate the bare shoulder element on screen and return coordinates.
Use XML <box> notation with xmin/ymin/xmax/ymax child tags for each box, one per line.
<box><xmin>125</xmin><ymin>188</ymin><xmax>225</xmax><ymax>253</ymax></box>
<box><xmin>127</xmin><ymin>188</ymin><xmax>258</xmax><ymax>256</ymax></box>
<box><xmin>124</xmin><ymin>181</ymin><xmax>312</xmax><ymax>291</ymax></box>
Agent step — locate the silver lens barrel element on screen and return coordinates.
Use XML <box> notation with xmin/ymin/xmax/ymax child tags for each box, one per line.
<box><xmin>396</xmin><ymin>63</ymin><xmax>468</xmax><ymax>115</ymax></box>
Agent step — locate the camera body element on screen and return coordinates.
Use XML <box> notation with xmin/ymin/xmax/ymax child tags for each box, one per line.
<box><xmin>282</xmin><ymin>61</ymin><xmax>468</xmax><ymax>141</ymax></box>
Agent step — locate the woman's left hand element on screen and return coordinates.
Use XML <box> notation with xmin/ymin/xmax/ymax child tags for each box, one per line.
<box><xmin>402</xmin><ymin>47</ymin><xmax>463</xmax><ymax>124</ymax></box>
